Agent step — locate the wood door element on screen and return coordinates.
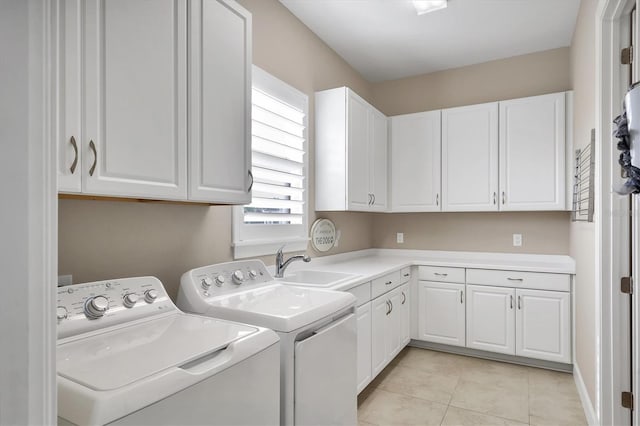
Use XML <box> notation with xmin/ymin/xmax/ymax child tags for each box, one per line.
<box><xmin>499</xmin><ymin>92</ymin><xmax>566</xmax><ymax>211</ymax></box>
<box><xmin>83</xmin><ymin>0</ymin><xmax>188</xmax><ymax>200</ymax></box>
<box><xmin>347</xmin><ymin>91</ymin><xmax>371</xmax><ymax>211</ymax></box>
<box><xmin>442</xmin><ymin>102</ymin><xmax>499</xmax><ymax>211</ymax></box>
<box><xmin>466</xmin><ymin>284</ymin><xmax>515</xmax><ymax>355</ymax></box>
<box><xmin>390</xmin><ymin>110</ymin><xmax>441</xmax><ymax>212</ymax></box>
<box><xmin>516</xmin><ymin>289</ymin><xmax>571</xmax><ymax>363</ymax></box>
<box><xmin>188</xmin><ymin>0</ymin><xmax>252</xmax><ymax>203</ymax></box>
<box><xmin>417</xmin><ymin>281</ymin><xmax>466</xmax><ymax>347</ymax></box>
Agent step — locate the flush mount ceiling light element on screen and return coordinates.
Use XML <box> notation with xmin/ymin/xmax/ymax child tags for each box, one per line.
<box><xmin>412</xmin><ymin>0</ymin><xmax>448</xmax><ymax>15</ymax></box>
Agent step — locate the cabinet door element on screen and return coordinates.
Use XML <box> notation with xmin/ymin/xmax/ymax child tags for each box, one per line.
<box><xmin>57</xmin><ymin>0</ymin><xmax>82</xmax><ymax>193</ymax></box>
<box><xmin>390</xmin><ymin>111</ymin><xmax>441</xmax><ymax>212</ymax></box>
<box><xmin>347</xmin><ymin>92</ymin><xmax>371</xmax><ymax>211</ymax></box>
<box><xmin>189</xmin><ymin>0</ymin><xmax>252</xmax><ymax>203</ymax></box>
<box><xmin>370</xmin><ymin>108</ymin><xmax>388</xmax><ymax>211</ymax></box>
<box><xmin>417</xmin><ymin>281</ymin><xmax>465</xmax><ymax>347</ymax></box>
<box><xmin>516</xmin><ymin>289</ymin><xmax>571</xmax><ymax>363</ymax></box>
<box><xmin>356</xmin><ymin>302</ymin><xmax>372</xmax><ymax>393</ymax></box>
<box><xmin>442</xmin><ymin>103</ymin><xmax>499</xmax><ymax>211</ymax></box>
<box><xmin>398</xmin><ymin>284</ymin><xmax>411</xmax><ymax>347</ymax></box>
<box><xmin>466</xmin><ymin>285</ymin><xmax>515</xmax><ymax>355</ymax></box>
<box><xmin>371</xmin><ymin>296</ymin><xmax>391</xmax><ymax>376</ymax></box>
<box><xmin>83</xmin><ymin>0</ymin><xmax>188</xmax><ymax>200</ymax></box>
<box><xmin>499</xmin><ymin>92</ymin><xmax>566</xmax><ymax>211</ymax></box>
<box><xmin>388</xmin><ymin>287</ymin><xmax>404</xmax><ymax>358</ymax></box>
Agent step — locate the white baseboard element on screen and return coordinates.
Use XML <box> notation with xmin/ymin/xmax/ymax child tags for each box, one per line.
<box><xmin>574</xmin><ymin>363</ymin><xmax>598</xmax><ymax>426</ymax></box>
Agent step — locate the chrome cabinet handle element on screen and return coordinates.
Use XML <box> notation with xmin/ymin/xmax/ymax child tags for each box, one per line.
<box><xmin>403</xmin><ymin>273</ymin><xmax>410</xmax><ymax>278</ymax></box>
<box><xmin>89</xmin><ymin>140</ymin><xmax>97</xmax><ymax>176</ymax></box>
<box><xmin>69</xmin><ymin>136</ymin><xmax>78</xmax><ymax>174</ymax></box>
<box><xmin>518</xmin><ymin>295</ymin><xmax>522</xmax><ymax>310</ymax></box>
<box><xmin>502</xmin><ymin>191</ymin><xmax>506</xmax><ymax>204</ymax></box>
<box><xmin>493</xmin><ymin>192</ymin><xmax>497</xmax><ymax>205</ymax></box>
<box><xmin>386</xmin><ymin>300</ymin><xmax>391</xmax><ymax>315</ymax></box>
<box><xmin>434</xmin><ymin>273</ymin><xmax>448</xmax><ymax>277</ymax></box>
<box><xmin>510</xmin><ymin>295</ymin><xmax>514</xmax><ymax>309</ymax></box>
<box><xmin>385</xmin><ymin>280</ymin><xmax>393</xmax><ymax>285</ymax></box>
<box><xmin>401</xmin><ymin>291</ymin><xmax>406</xmax><ymax>305</ymax></box>
<box><xmin>436</xmin><ymin>193</ymin><xmax>439</xmax><ymax>206</ymax></box>
<box><xmin>460</xmin><ymin>290</ymin><xmax>464</xmax><ymax>304</ymax></box>
<box><xmin>372</xmin><ymin>194</ymin><xmax>376</xmax><ymax>205</ymax></box>
<box><xmin>368</xmin><ymin>194</ymin><xmax>372</xmax><ymax>205</ymax></box>
<box><xmin>507</xmin><ymin>278</ymin><xmax>523</xmax><ymax>282</ymax></box>
<box><xmin>389</xmin><ymin>300</ymin><xmax>393</xmax><ymax>313</ymax></box>
<box><xmin>248</xmin><ymin>170</ymin><xmax>254</xmax><ymax>192</ymax></box>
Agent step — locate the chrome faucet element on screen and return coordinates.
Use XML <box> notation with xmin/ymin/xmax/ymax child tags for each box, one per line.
<box><xmin>275</xmin><ymin>246</ymin><xmax>311</xmax><ymax>278</ymax></box>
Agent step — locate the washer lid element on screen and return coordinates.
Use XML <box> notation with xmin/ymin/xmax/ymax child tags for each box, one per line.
<box><xmin>204</xmin><ymin>284</ymin><xmax>356</xmax><ymax>332</ymax></box>
<box><xmin>57</xmin><ymin>313</ymin><xmax>257</xmax><ymax>391</ymax></box>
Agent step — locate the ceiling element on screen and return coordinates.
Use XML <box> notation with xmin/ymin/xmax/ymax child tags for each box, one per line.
<box><xmin>279</xmin><ymin>0</ymin><xmax>581</xmax><ymax>83</ymax></box>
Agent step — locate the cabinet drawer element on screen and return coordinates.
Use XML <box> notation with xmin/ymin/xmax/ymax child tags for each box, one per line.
<box><xmin>418</xmin><ymin>266</ymin><xmax>465</xmax><ymax>283</ymax></box>
<box><xmin>371</xmin><ymin>270</ymin><xmax>402</xmax><ymax>299</ymax></box>
<box><xmin>348</xmin><ymin>282</ymin><xmax>372</xmax><ymax>307</ymax></box>
<box><xmin>466</xmin><ymin>269</ymin><xmax>570</xmax><ymax>292</ymax></box>
<box><xmin>400</xmin><ymin>267</ymin><xmax>412</xmax><ymax>283</ymax></box>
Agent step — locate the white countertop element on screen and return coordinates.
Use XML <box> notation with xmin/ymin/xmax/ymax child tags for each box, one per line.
<box><xmin>277</xmin><ymin>249</ymin><xmax>575</xmax><ymax>291</ymax></box>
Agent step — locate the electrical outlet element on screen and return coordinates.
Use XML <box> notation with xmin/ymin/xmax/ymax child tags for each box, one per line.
<box><xmin>58</xmin><ymin>274</ymin><xmax>73</xmax><ymax>287</ymax></box>
<box><xmin>513</xmin><ymin>234</ymin><xmax>522</xmax><ymax>247</ymax></box>
<box><xmin>397</xmin><ymin>232</ymin><xmax>404</xmax><ymax>244</ymax></box>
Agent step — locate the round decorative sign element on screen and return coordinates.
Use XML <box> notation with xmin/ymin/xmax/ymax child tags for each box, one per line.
<box><xmin>310</xmin><ymin>218</ymin><xmax>336</xmax><ymax>252</ymax></box>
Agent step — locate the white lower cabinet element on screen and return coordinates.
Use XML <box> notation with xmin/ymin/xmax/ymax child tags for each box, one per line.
<box><xmin>418</xmin><ymin>281</ymin><xmax>465</xmax><ymax>347</ymax></box>
<box><xmin>516</xmin><ymin>289</ymin><xmax>571</xmax><ymax>363</ymax></box>
<box><xmin>356</xmin><ymin>302</ymin><xmax>372</xmax><ymax>393</ymax></box>
<box><xmin>466</xmin><ymin>285</ymin><xmax>516</xmax><ymax>355</ymax></box>
<box><xmin>371</xmin><ymin>283</ymin><xmax>410</xmax><ymax>377</ymax></box>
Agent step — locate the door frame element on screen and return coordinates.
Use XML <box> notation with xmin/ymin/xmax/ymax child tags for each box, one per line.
<box><xmin>0</xmin><ymin>0</ymin><xmax>57</xmax><ymax>424</ymax></box>
<box><xmin>597</xmin><ymin>0</ymin><xmax>635</xmax><ymax>425</ymax></box>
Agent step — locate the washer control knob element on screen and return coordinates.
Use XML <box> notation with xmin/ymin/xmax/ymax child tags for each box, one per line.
<box><xmin>201</xmin><ymin>277</ymin><xmax>214</xmax><ymax>289</ymax></box>
<box><xmin>232</xmin><ymin>270</ymin><xmax>245</xmax><ymax>285</ymax></box>
<box><xmin>248</xmin><ymin>270</ymin><xmax>258</xmax><ymax>279</ymax></box>
<box><xmin>84</xmin><ymin>296</ymin><xmax>109</xmax><ymax>319</ymax></box>
<box><xmin>56</xmin><ymin>306</ymin><xmax>68</xmax><ymax>321</ymax></box>
<box><xmin>122</xmin><ymin>293</ymin><xmax>138</xmax><ymax>308</ymax></box>
<box><xmin>144</xmin><ymin>289</ymin><xmax>159</xmax><ymax>304</ymax></box>
<box><xmin>215</xmin><ymin>275</ymin><xmax>225</xmax><ymax>286</ymax></box>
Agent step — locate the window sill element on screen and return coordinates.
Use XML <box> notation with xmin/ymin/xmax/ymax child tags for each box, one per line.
<box><xmin>232</xmin><ymin>237</ymin><xmax>309</xmax><ymax>259</ymax></box>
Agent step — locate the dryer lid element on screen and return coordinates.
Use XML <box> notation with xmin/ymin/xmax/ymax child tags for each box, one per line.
<box><xmin>57</xmin><ymin>313</ymin><xmax>257</xmax><ymax>391</ymax></box>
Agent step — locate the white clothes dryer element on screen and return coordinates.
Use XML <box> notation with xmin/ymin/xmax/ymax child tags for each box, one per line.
<box><xmin>177</xmin><ymin>260</ymin><xmax>358</xmax><ymax>426</ymax></box>
<box><xmin>56</xmin><ymin>276</ymin><xmax>280</xmax><ymax>426</ymax></box>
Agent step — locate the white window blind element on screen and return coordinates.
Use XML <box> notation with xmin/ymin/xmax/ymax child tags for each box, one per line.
<box><xmin>233</xmin><ymin>66</ymin><xmax>308</xmax><ymax>258</ymax></box>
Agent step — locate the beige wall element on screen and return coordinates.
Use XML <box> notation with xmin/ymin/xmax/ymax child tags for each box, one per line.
<box><xmin>569</xmin><ymin>0</ymin><xmax>598</xmax><ymax>409</ymax></box>
<box><xmin>372</xmin><ymin>212</ymin><xmax>570</xmax><ymax>254</ymax></box>
<box><xmin>58</xmin><ymin>0</ymin><xmax>375</xmax><ymax>300</ymax></box>
<box><xmin>372</xmin><ymin>47</ymin><xmax>571</xmax><ymax>116</ymax></box>
<box><xmin>369</xmin><ymin>49</ymin><xmax>573</xmax><ymax>255</ymax></box>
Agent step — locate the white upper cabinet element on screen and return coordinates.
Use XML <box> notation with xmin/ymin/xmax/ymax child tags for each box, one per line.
<box><xmin>390</xmin><ymin>111</ymin><xmax>441</xmax><ymax>212</ymax></box>
<box><xmin>188</xmin><ymin>0</ymin><xmax>251</xmax><ymax>204</ymax></box>
<box><xmin>442</xmin><ymin>102</ymin><xmax>499</xmax><ymax>212</ymax></box>
<box><xmin>57</xmin><ymin>0</ymin><xmax>83</xmax><ymax>193</ymax></box>
<box><xmin>83</xmin><ymin>0</ymin><xmax>188</xmax><ymax>200</ymax></box>
<box><xmin>316</xmin><ymin>87</ymin><xmax>388</xmax><ymax>212</ymax></box>
<box><xmin>56</xmin><ymin>0</ymin><xmax>251</xmax><ymax>204</ymax></box>
<box><xmin>499</xmin><ymin>92</ymin><xmax>566</xmax><ymax>210</ymax></box>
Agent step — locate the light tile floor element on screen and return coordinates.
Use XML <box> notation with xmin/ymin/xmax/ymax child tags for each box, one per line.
<box><xmin>358</xmin><ymin>347</ymin><xmax>587</xmax><ymax>426</ymax></box>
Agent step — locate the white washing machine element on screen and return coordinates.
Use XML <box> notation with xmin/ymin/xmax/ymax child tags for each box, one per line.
<box><xmin>56</xmin><ymin>276</ymin><xmax>280</xmax><ymax>426</ymax></box>
<box><xmin>177</xmin><ymin>260</ymin><xmax>358</xmax><ymax>426</ymax></box>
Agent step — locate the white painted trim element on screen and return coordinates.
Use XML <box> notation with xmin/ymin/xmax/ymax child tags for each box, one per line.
<box><xmin>574</xmin><ymin>363</ymin><xmax>599</xmax><ymax>426</ymax></box>
<box><xmin>232</xmin><ymin>237</ymin><xmax>309</xmax><ymax>259</ymax></box>
<box><xmin>596</xmin><ymin>0</ymin><xmax>635</xmax><ymax>425</ymax></box>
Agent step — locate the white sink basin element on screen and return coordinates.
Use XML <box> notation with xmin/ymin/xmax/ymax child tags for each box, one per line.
<box><xmin>278</xmin><ymin>270</ymin><xmax>359</xmax><ymax>287</ymax></box>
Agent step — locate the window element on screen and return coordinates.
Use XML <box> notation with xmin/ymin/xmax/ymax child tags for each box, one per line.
<box><xmin>232</xmin><ymin>66</ymin><xmax>309</xmax><ymax>258</ymax></box>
